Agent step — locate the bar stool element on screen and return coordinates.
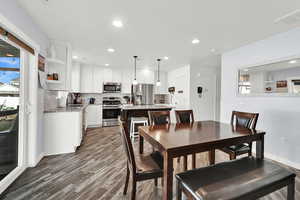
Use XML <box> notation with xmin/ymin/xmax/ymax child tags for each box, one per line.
<box><xmin>130</xmin><ymin>117</ymin><xmax>148</xmax><ymax>140</ymax></box>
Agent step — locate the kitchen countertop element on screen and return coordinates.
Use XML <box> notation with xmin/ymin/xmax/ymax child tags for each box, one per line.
<box><xmin>44</xmin><ymin>104</ymin><xmax>89</xmax><ymax>113</ymax></box>
<box><xmin>121</xmin><ymin>104</ymin><xmax>174</xmax><ymax>110</ymax></box>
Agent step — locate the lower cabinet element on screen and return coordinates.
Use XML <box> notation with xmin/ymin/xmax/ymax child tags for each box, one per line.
<box><xmin>86</xmin><ymin>105</ymin><xmax>102</xmax><ymax>127</ymax></box>
<box><xmin>44</xmin><ymin>110</ymin><xmax>83</xmax><ymax>156</ymax></box>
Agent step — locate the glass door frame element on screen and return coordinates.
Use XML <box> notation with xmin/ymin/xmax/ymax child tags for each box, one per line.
<box><xmin>0</xmin><ymin>35</ymin><xmax>28</xmax><ymax>192</ymax></box>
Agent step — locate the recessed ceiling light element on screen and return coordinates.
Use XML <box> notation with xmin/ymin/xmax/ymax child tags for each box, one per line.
<box><xmin>192</xmin><ymin>38</ymin><xmax>200</xmax><ymax>44</ymax></box>
<box><xmin>6</xmin><ymin>53</ymin><xmax>14</xmax><ymax>57</ymax></box>
<box><xmin>105</xmin><ymin>64</ymin><xmax>110</xmax><ymax>66</ymax></box>
<box><xmin>112</xmin><ymin>20</ymin><xmax>123</xmax><ymax>28</ymax></box>
<box><xmin>107</xmin><ymin>48</ymin><xmax>115</xmax><ymax>53</ymax></box>
<box><xmin>72</xmin><ymin>55</ymin><xmax>78</xmax><ymax>59</ymax></box>
<box><xmin>289</xmin><ymin>60</ymin><xmax>297</xmax><ymax>64</ymax></box>
<box><xmin>210</xmin><ymin>48</ymin><xmax>216</xmax><ymax>53</ymax></box>
<box><xmin>164</xmin><ymin>56</ymin><xmax>169</xmax><ymax>60</ymax></box>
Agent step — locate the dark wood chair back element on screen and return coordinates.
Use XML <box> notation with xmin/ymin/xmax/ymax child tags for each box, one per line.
<box><xmin>120</xmin><ymin>122</ymin><xmax>137</xmax><ymax>173</ymax></box>
<box><xmin>175</xmin><ymin>110</ymin><xmax>194</xmax><ymax>124</ymax></box>
<box><xmin>231</xmin><ymin>111</ymin><xmax>259</xmax><ymax>129</ymax></box>
<box><xmin>148</xmin><ymin>111</ymin><xmax>171</xmax><ymax>125</ymax></box>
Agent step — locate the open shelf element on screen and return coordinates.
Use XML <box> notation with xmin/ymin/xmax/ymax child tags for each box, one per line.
<box><xmin>46</xmin><ymin>58</ymin><xmax>66</xmax><ymax>65</ymax></box>
<box><xmin>46</xmin><ymin>80</ymin><xmax>62</xmax><ymax>84</ymax></box>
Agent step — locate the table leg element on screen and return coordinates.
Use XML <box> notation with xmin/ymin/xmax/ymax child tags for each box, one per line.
<box><xmin>256</xmin><ymin>135</ymin><xmax>264</xmax><ymax>159</ymax></box>
<box><xmin>209</xmin><ymin>149</ymin><xmax>215</xmax><ymax>165</ymax></box>
<box><xmin>163</xmin><ymin>151</ymin><xmax>173</xmax><ymax>200</ymax></box>
<box><xmin>139</xmin><ymin>135</ymin><xmax>144</xmax><ymax>154</ymax></box>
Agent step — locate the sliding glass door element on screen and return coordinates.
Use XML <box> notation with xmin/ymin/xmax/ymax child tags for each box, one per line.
<box><xmin>0</xmin><ymin>37</ymin><xmax>28</xmax><ymax>181</ymax></box>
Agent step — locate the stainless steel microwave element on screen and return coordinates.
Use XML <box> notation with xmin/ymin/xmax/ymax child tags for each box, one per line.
<box><xmin>103</xmin><ymin>82</ymin><xmax>122</xmax><ymax>93</ymax></box>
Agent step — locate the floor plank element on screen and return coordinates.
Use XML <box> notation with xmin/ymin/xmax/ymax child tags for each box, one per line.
<box><xmin>1</xmin><ymin>126</ymin><xmax>299</xmax><ymax>200</ymax></box>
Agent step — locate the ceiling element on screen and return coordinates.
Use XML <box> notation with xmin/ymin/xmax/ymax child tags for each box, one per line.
<box><xmin>17</xmin><ymin>0</ymin><xmax>300</xmax><ymax>71</ymax></box>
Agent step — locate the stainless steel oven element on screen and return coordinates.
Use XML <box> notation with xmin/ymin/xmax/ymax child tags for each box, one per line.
<box><xmin>102</xmin><ymin>97</ymin><xmax>121</xmax><ymax>127</ymax></box>
<box><xmin>103</xmin><ymin>82</ymin><xmax>122</xmax><ymax>93</ymax></box>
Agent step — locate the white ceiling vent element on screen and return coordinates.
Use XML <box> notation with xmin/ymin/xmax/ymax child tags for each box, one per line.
<box><xmin>274</xmin><ymin>9</ymin><xmax>300</xmax><ymax>25</ymax></box>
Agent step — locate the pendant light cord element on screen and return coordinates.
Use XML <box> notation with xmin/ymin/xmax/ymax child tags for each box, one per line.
<box><xmin>157</xmin><ymin>58</ymin><xmax>161</xmax><ymax>82</ymax></box>
<box><xmin>134</xmin><ymin>56</ymin><xmax>137</xmax><ymax>80</ymax></box>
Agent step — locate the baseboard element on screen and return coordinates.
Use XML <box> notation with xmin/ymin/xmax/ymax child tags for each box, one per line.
<box><xmin>264</xmin><ymin>152</ymin><xmax>300</xmax><ymax>170</ymax></box>
<box><xmin>29</xmin><ymin>152</ymin><xmax>44</xmax><ymax>167</ymax></box>
<box><xmin>0</xmin><ymin>166</ymin><xmax>26</xmax><ymax>194</ymax></box>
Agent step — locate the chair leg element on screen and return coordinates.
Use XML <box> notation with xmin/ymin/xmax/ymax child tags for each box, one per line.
<box><xmin>229</xmin><ymin>153</ymin><xmax>236</xmax><ymax>160</ymax></box>
<box><xmin>154</xmin><ymin>178</ymin><xmax>158</xmax><ymax>186</ymax></box>
<box><xmin>287</xmin><ymin>179</ymin><xmax>295</xmax><ymax>200</ymax></box>
<box><xmin>176</xmin><ymin>180</ymin><xmax>182</xmax><ymax>200</ymax></box>
<box><xmin>183</xmin><ymin>156</ymin><xmax>188</xmax><ymax>171</ymax></box>
<box><xmin>123</xmin><ymin>165</ymin><xmax>130</xmax><ymax>195</ymax></box>
<box><xmin>209</xmin><ymin>149</ymin><xmax>215</xmax><ymax>165</ymax></box>
<box><xmin>192</xmin><ymin>153</ymin><xmax>196</xmax><ymax>169</ymax></box>
<box><xmin>131</xmin><ymin>178</ymin><xmax>136</xmax><ymax>200</ymax></box>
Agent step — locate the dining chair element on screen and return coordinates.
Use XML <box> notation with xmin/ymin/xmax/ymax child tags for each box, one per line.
<box><xmin>219</xmin><ymin>111</ymin><xmax>259</xmax><ymax>160</ymax></box>
<box><xmin>120</xmin><ymin>122</ymin><xmax>163</xmax><ymax>200</ymax></box>
<box><xmin>148</xmin><ymin>110</ymin><xmax>171</xmax><ymax>126</ymax></box>
<box><xmin>148</xmin><ymin>110</ymin><xmax>190</xmax><ymax>171</ymax></box>
<box><xmin>175</xmin><ymin>110</ymin><xmax>197</xmax><ymax>170</ymax></box>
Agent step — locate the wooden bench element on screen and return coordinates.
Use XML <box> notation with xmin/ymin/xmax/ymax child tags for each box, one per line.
<box><xmin>175</xmin><ymin>157</ymin><xmax>296</xmax><ymax>200</ymax></box>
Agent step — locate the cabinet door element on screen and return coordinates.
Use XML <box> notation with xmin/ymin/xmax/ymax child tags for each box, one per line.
<box><xmin>86</xmin><ymin>105</ymin><xmax>102</xmax><ymax>127</ymax></box>
<box><xmin>103</xmin><ymin>68</ymin><xmax>112</xmax><ymax>82</ymax></box>
<box><xmin>122</xmin><ymin>69</ymin><xmax>134</xmax><ymax>94</ymax></box>
<box><xmin>80</xmin><ymin>65</ymin><xmax>94</xmax><ymax>93</ymax></box>
<box><xmin>93</xmin><ymin>66</ymin><xmax>104</xmax><ymax>93</ymax></box>
<box><xmin>137</xmin><ymin>69</ymin><xmax>154</xmax><ymax>84</ymax></box>
<box><xmin>112</xmin><ymin>69</ymin><xmax>122</xmax><ymax>82</ymax></box>
<box><xmin>71</xmin><ymin>62</ymin><xmax>81</xmax><ymax>92</ymax></box>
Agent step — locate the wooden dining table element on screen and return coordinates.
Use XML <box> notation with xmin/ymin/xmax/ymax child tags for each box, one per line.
<box><xmin>138</xmin><ymin>121</ymin><xmax>266</xmax><ymax>200</ymax></box>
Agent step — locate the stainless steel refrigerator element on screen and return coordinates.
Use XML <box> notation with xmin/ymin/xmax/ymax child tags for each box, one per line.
<box><xmin>132</xmin><ymin>84</ymin><xmax>154</xmax><ymax>105</ymax></box>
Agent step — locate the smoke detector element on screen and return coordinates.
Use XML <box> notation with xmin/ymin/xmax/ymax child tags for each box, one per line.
<box><xmin>274</xmin><ymin>9</ymin><xmax>300</xmax><ymax>25</ymax></box>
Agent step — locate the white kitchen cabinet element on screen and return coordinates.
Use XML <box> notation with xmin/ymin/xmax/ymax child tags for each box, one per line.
<box><xmin>121</xmin><ymin>69</ymin><xmax>134</xmax><ymax>93</ymax></box>
<box><xmin>71</xmin><ymin>62</ymin><xmax>81</xmax><ymax>92</ymax></box>
<box><xmin>86</xmin><ymin>105</ymin><xmax>102</xmax><ymax>127</ymax></box>
<box><xmin>112</xmin><ymin>69</ymin><xmax>122</xmax><ymax>82</ymax></box>
<box><xmin>44</xmin><ymin>110</ymin><xmax>83</xmax><ymax>156</ymax></box>
<box><xmin>80</xmin><ymin>65</ymin><xmax>94</xmax><ymax>93</ymax></box>
<box><xmin>93</xmin><ymin>66</ymin><xmax>104</xmax><ymax>93</ymax></box>
<box><xmin>137</xmin><ymin>69</ymin><xmax>155</xmax><ymax>84</ymax></box>
<box><xmin>103</xmin><ymin>68</ymin><xmax>112</xmax><ymax>82</ymax></box>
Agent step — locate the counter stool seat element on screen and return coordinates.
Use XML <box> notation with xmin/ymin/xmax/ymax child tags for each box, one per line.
<box><xmin>130</xmin><ymin>117</ymin><xmax>148</xmax><ymax>139</ymax></box>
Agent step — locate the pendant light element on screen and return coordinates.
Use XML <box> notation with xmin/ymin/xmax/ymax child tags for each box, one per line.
<box><xmin>133</xmin><ymin>56</ymin><xmax>138</xmax><ymax>85</ymax></box>
<box><xmin>156</xmin><ymin>58</ymin><xmax>161</xmax><ymax>86</ymax></box>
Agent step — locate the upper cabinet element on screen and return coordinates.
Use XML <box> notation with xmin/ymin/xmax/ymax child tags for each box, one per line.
<box><xmin>93</xmin><ymin>66</ymin><xmax>105</xmax><ymax>93</ymax></box>
<box><xmin>80</xmin><ymin>64</ymin><xmax>95</xmax><ymax>93</ymax></box>
<box><xmin>70</xmin><ymin>62</ymin><xmax>81</xmax><ymax>92</ymax></box>
<box><xmin>70</xmin><ymin>64</ymin><xmax>165</xmax><ymax>94</ymax></box>
<box><xmin>46</xmin><ymin>42</ymin><xmax>72</xmax><ymax>91</ymax></box>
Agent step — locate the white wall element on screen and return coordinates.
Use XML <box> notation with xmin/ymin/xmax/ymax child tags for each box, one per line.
<box><xmin>168</xmin><ymin>65</ymin><xmax>190</xmax><ymax>108</ymax></box>
<box><xmin>190</xmin><ymin>64</ymin><xmax>221</xmax><ymax>121</ymax></box>
<box><xmin>221</xmin><ymin>27</ymin><xmax>300</xmax><ymax>169</ymax></box>
<box><xmin>0</xmin><ymin>0</ymin><xmax>49</xmax><ymax>167</ymax></box>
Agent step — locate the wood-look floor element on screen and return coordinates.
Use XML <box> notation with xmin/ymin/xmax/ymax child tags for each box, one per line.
<box><xmin>1</xmin><ymin>126</ymin><xmax>299</xmax><ymax>200</ymax></box>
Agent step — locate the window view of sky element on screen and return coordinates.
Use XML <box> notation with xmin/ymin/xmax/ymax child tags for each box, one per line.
<box><xmin>0</xmin><ymin>57</ymin><xmax>20</xmax><ymax>84</ymax></box>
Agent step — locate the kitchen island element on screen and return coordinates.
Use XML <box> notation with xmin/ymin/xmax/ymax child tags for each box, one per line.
<box><xmin>120</xmin><ymin>104</ymin><xmax>173</xmax><ymax>134</ymax></box>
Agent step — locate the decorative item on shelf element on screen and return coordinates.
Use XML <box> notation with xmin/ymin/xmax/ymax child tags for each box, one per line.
<box><xmin>53</xmin><ymin>73</ymin><xmax>59</xmax><ymax>81</ymax></box>
<box><xmin>47</xmin><ymin>73</ymin><xmax>59</xmax><ymax>81</ymax></box>
<box><xmin>132</xmin><ymin>56</ymin><xmax>138</xmax><ymax>85</ymax></box>
<box><xmin>265</xmin><ymin>87</ymin><xmax>272</xmax><ymax>92</ymax></box>
<box><xmin>168</xmin><ymin>87</ymin><xmax>175</xmax><ymax>94</ymax></box>
<box><xmin>156</xmin><ymin>58</ymin><xmax>161</xmax><ymax>86</ymax></box>
<box><xmin>47</xmin><ymin>74</ymin><xmax>54</xmax><ymax>80</ymax></box>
